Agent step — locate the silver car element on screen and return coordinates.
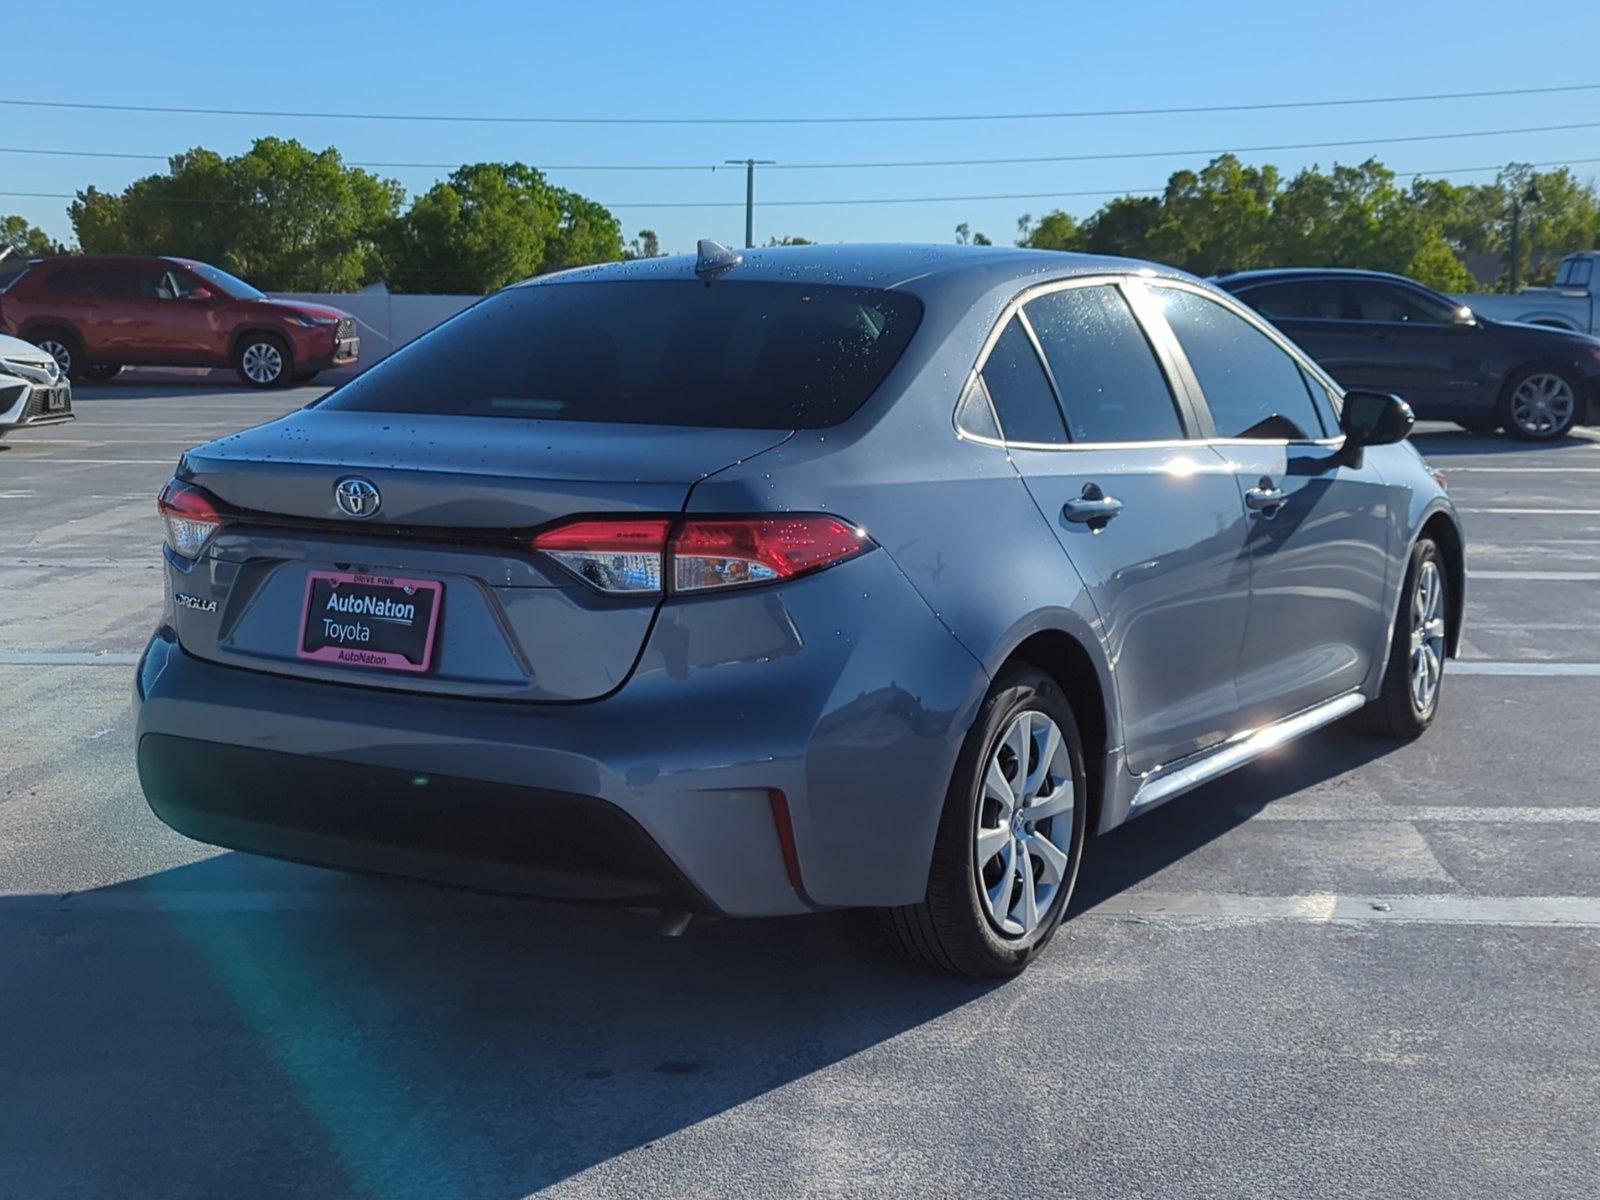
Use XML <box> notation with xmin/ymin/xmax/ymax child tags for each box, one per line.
<box><xmin>134</xmin><ymin>244</ymin><xmax>1462</xmax><ymax>977</ymax></box>
<box><xmin>0</xmin><ymin>331</ymin><xmax>73</xmax><ymax>436</ymax></box>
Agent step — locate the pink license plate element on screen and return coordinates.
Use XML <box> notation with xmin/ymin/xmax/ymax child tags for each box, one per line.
<box><xmin>296</xmin><ymin>570</ymin><xmax>443</xmax><ymax>673</ymax></box>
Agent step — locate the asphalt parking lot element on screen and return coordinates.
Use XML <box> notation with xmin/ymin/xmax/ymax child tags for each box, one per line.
<box><xmin>2</xmin><ymin>381</ymin><xmax>1597</xmax><ymax>1199</ymax></box>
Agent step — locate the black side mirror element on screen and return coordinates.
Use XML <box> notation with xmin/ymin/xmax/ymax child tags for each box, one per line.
<box><xmin>1341</xmin><ymin>390</ymin><xmax>1414</xmax><ymax>448</ymax></box>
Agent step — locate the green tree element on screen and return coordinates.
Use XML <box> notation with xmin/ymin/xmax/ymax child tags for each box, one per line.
<box><xmin>1143</xmin><ymin>155</ymin><xmax>1279</xmax><ymax>275</ymax></box>
<box><xmin>1077</xmin><ymin>196</ymin><xmax>1160</xmax><ymax>258</ymax></box>
<box><xmin>1016</xmin><ymin>210</ymin><xmax>1081</xmax><ymax>251</ymax></box>
<box><xmin>765</xmin><ymin>235</ymin><xmax>814</xmax><ymax>246</ymax></box>
<box><xmin>1</xmin><ymin>214</ymin><xmax>65</xmax><ymax>257</ymax></box>
<box><xmin>385</xmin><ymin>163</ymin><xmax>621</xmax><ymax>293</ymax></box>
<box><xmin>954</xmin><ymin>222</ymin><xmax>991</xmax><ymax>246</ymax></box>
<box><xmin>627</xmin><ymin>229</ymin><xmax>662</xmax><ymax>258</ymax></box>
<box><xmin>71</xmin><ymin>139</ymin><xmax>401</xmax><ymax>291</ymax></box>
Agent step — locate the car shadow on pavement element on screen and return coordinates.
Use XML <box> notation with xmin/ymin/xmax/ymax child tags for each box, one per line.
<box><xmin>1071</xmin><ymin>721</ymin><xmax>1394</xmax><ymax>913</ymax></box>
<box><xmin>0</xmin><ymin>854</ymin><xmax>992</xmax><ymax>1199</ymax></box>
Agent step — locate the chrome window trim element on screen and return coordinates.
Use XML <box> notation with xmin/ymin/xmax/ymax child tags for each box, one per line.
<box><xmin>954</xmin><ymin>270</ymin><xmax>1349</xmax><ymax>453</ymax></box>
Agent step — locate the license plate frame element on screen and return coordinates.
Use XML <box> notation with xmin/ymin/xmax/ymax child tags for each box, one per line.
<box><xmin>296</xmin><ymin>570</ymin><xmax>443</xmax><ymax>674</ymax></box>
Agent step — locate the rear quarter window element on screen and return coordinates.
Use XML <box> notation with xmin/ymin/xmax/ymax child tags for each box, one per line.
<box><xmin>319</xmin><ymin>279</ymin><xmax>923</xmax><ymax>430</ymax></box>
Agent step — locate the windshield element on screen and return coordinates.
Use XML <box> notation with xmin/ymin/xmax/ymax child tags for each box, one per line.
<box><xmin>186</xmin><ymin>262</ymin><xmax>266</xmax><ymax>300</ymax></box>
<box><xmin>318</xmin><ymin>278</ymin><xmax>922</xmax><ymax>429</ymax></box>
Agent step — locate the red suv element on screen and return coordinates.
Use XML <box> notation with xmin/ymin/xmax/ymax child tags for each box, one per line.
<box><xmin>0</xmin><ymin>255</ymin><xmax>359</xmax><ymax>387</ymax></box>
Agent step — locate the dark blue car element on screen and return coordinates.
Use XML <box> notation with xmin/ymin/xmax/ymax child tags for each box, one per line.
<box><xmin>135</xmin><ymin>244</ymin><xmax>1462</xmax><ymax>977</ymax></box>
<box><xmin>1216</xmin><ymin>267</ymin><xmax>1600</xmax><ymax>440</ymax></box>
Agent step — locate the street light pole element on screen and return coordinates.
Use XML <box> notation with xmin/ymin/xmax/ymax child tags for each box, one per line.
<box><xmin>1508</xmin><ymin>181</ymin><xmax>1543</xmax><ymax>292</ymax></box>
<box><xmin>724</xmin><ymin>158</ymin><xmax>776</xmax><ymax>249</ymax></box>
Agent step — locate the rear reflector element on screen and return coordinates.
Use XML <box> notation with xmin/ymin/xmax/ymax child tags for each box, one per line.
<box><xmin>156</xmin><ymin>478</ymin><xmax>225</xmax><ymax>560</ymax></box>
<box><xmin>531</xmin><ymin>514</ymin><xmax>869</xmax><ymax>596</ymax></box>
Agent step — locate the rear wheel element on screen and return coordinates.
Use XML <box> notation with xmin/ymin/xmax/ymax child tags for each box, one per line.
<box><xmin>1361</xmin><ymin>537</ymin><xmax>1448</xmax><ymax>739</ymax></box>
<box><xmin>1499</xmin><ymin>365</ymin><xmax>1580</xmax><ymax>440</ymax></box>
<box><xmin>882</xmin><ymin>665</ymin><xmax>1087</xmax><ymax>978</ymax></box>
<box><xmin>234</xmin><ymin>334</ymin><xmax>291</xmax><ymax>388</ymax></box>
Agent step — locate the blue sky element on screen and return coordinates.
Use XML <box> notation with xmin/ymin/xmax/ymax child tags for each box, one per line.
<box><xmin>5</xmin><ymin>0</ymin><xmax>1598</xmax><ymax>257</ymax></box>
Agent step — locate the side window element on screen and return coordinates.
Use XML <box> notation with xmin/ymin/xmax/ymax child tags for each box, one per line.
<box><xmin>980</xmin><ymin>316</ymin><xmax>1068</xmax><ymax>445</ymax></box>
<box><xmin>1347</xmin><ymin>282</ymin><xmax>1455</xmax><ymax>325</ymax></box>
<box><xmin>954</xmin><ymin>373</ymin><xmax>1001</xmax><ymax>440</ymax></box>
<box><xmin>43</xmin><ymin>269</ymin><xmax>85</xmax><ymax>296</ymax></box>
<box><xmin>1237</xmin><ymin>280</ymin><xmax>1351</xmax><ymax>321</ymax></box>
<box><xmin>1023</xmin><ymin>285</ymin><xmax>1185</xmax><ymax>443</ymax></box>
<box><xmin>1155</xmin><ymin>287</ymin><xmax>1331</xmax><ymax>440</ymax></box>
<box><xmin>1567</xmin><ymin>259</ymin><xmax>1592</xmax><ymax>288</ymax></box>
<box><xmin>146</xmin><ymin>266</ymin><xmax>203</xmax><ymax>300</ymax></box>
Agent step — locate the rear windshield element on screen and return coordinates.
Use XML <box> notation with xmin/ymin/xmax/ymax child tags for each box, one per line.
<box><xmin>318</xmin><ymin>279</ymin><xmax>923</xmax><ymax>429</ymax></box>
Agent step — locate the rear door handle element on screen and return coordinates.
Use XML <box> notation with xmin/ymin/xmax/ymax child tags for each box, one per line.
<box><xmin>1245</xmin><ymin>479</ymin><xmax>1287</xmax><ymax>515</ymax></box>
<box><xmin>1063</xmin><ymin>484</ymin><xmax>1123</xmax><ymax>529</ymax></box>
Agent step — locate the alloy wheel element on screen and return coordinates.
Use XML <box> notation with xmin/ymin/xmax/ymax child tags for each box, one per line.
<box><xmin>37</xmin><ymin>339</ymin><xmax>72</xmax><ymax>376</ymax></box>
<box><xmin>1509</xmin><ymin>372</ymin><xmax>1575</xmax><ymax>437</ymax></box>
<box><xmin>974</xmin><ymin>710</ymin><xmax>1075</xmax><ymax>938</ymax></box>
<box><xmin>1409</xmin><ymin>558</ymin><xmax>1446</xmax><ymax>716</ymax></box>
<box><xmin>241</xmin><ymin>342</ymin><xmax>284</xmax><ymax>384</ymax></box>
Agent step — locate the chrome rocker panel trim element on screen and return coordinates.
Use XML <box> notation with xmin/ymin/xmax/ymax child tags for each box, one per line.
<box><xmin>1128</xmin><ymin>691</ymin><xmax>1366</xmax><ymax>814</ymax></box>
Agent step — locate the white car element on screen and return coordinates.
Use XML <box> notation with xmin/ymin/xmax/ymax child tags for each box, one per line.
<box><xmin>0</xmin><ymin>331</ymin><xmax>73</xmax><ymax>437</ymax></box>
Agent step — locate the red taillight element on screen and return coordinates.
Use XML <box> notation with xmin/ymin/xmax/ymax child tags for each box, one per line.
<box><xmin>156</xmin><ymin>478</ymin><xmax>224</xmax><ymax>560</ymax></box>
<box><xmin>531</xmin><ymin>514</ymin><xmax>870</xmax><ymax>596</ymax></box>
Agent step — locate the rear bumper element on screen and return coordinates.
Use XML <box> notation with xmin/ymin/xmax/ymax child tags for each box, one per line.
<box><xmin>138</xmin><ymin>732</ymin><xmax>711</xmax><ymax>908</ymax></box>
<box><xmin>134</xmin><ymin>551</ymin><xmax>987</xmax><ymax>917</ymax></box>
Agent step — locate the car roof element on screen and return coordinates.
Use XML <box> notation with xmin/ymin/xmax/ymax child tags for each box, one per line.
<box><xmin>37</xmin><ymin>253</ymin><xmax>195</xmax><ymax>269</ymax></box>
<box><xmin>527</xmin><ymin>243</ymin><xmax>1193</xmax><ymax>293</ymax></box>
<box><xmin>1214</xmin><ymin>267</ymin><xmax>1429</xmax><ymax>289</ymax></box>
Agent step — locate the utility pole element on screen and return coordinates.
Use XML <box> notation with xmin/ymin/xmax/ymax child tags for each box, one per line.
<box><xmin>1508</xmin><ymin>181</ymin><xmax>1543</xmax><ymax>292</ymax></box>
<box><xmin>724</xmin><ymin>158</ymin><xmax>776</xmax><ymax>248</ymax></box>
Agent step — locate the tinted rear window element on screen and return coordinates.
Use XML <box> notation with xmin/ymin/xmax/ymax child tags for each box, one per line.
<box><xmin>319</xmin><ymin>279</ymin><xmax>923</xmax><ymax>429</ymax></box>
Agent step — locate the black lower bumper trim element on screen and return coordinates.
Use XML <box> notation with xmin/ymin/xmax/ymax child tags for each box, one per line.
<box><xmin>137</xmin><ymin>734</ymin><xmax>710</xmax><ymax>909</ymax></box>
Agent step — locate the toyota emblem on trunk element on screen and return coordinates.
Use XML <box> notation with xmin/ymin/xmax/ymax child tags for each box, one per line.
<box><xmin>334</xmin><ymin>477</ymin><xmax>381</xmax><ymax>518</ymax></box>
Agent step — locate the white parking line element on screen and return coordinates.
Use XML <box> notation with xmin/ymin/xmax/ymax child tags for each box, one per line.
<box><xmin>1237</xmin><ymin>805</ymin><xmax>1600</xmax><ymax>823</ymax></box>
<box><xmin>1452</xmin><ymin>661</ymin><xmax>1600</xmax><ymax>676</ymax></box>
<box><xmin>3</xmin><ymin>888</ymin><xmax>1591</xmax><ymax>927</ymax></box>
<box><xmin>0</xmin><ymin>652</ymin><xmax>142</xmax><ymax>665</ymax></box>
<box><xmin>1459</xmin><ymin>507</ymin><xmax>1600</xmax><ymax>515</ymax></box>
<box><xmin>1441</xmin><ymin>466</ymin><xmax>1600</xmax><ymax>473</ymax></box>
<box><xmin>1087</xmin><ymin>892</ymin><xmax>1600</xmax><ymax>927</ymax></box>
<box><xmin>1468</xmin><ymin>570</ymin><xmax>1600</xmax><ymax>580</ymax></box>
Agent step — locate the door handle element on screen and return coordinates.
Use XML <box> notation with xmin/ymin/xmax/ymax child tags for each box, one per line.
<box><xmin>1244</xmin><ymin>478</ymin><xmax>1287</xmax><ymax>516</ymax></box>
<box><xmin>1063</xmin><ymin>483</ymin><xmax>1123</xmax><ymax>529</ymax></box>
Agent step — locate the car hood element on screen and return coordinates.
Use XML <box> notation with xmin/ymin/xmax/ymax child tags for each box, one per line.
<box><xmin>1482</xmin><ymin>316</ymin><xmax>1600</xmax><ymax>348</ymax></box>
<box><xmin>253</xmin><ymin>298</ymin><xmax>354</xmax><ymax>322</ymax></box>
<box><xmin>0</xmin><ymin>332</ymin><xmax>55</xmax><ymax>366</ymax></box>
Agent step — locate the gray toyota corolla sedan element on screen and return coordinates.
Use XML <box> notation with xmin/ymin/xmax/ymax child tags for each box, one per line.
<box><xmin>135</xmin><ymin>243</ymin><xmax>1463</xmax><ymax>977</ymax></box>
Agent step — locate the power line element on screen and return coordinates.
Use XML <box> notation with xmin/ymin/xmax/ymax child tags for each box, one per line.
<box><xmin>1</xmin><ymin>83</ymin><xmax>1598</xmax><ymax>126</ymax></box>
<box><xmin>5</xmin><ymin>158</ymin><xmax>1597</xmax><ymax>212</ymax></box>
<box><xmin>4</xmin><ymin>120</ymin><xmax>1599</xmax><ymax>174</ymax></box>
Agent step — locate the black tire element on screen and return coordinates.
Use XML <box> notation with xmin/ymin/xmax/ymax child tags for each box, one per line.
<box><xmin>80</xmin><ymin>363</ymin><xmax>122</xmax><ymax>382</ymax></box>
<box><xmin>1456</xmin><ymin>418</ymin><xmax>1498</xmax><ymax>434</ymax></box>
<box><xmin>233</xmin><ymin>333</ymin><xmax>292</xmax><ymax>388</ymax></box>
<box><xmin>1498</xmin><ymin>363</ymin><xmax>1582</xmax><ymax>441</ymax></box>
<box><xmin>881</xmin><ymin>664</ymin><xmax>1088</xmax><ymax>978</ymax></box>
<box><xmin>290</xmin><ymin>370</ymin><xmax>320</xmax><ymax>385</ymax></box>
<box><xmin>1361</xmin><ymin>537</ymin><xmax>1448</xmax><ymax>740</ymax></box>
<box><xmin>27</xmin><ymin>328</ymin><xmax>85</xmax><ymax>381</ymax></box>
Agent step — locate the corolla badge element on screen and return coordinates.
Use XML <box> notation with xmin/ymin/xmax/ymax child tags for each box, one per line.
<box><xmin>334</xmin><ymin>476</ymin><xmax>381</xmax><ymax>519</ymax></box>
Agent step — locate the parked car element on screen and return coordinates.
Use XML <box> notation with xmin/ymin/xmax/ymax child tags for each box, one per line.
<box><xmin>0</xmin><ymin>331</ymin><xmax>73</xmax><ymax>436</ymax></box>
<box><xmin>134</xmin><ymin>244</ymin><xmax>1462</xmax><ymax>978</ymax></box>
<box><xmin>0</xmin><ymin>255</ymin><xmax>359</xmax><ymax>388</ymax></box>
<box><xmin>1215</xmin><ymin>267</ymin><xmax>1600</xmax><ymax>439</ymax></box>
<box><xmin>1456</xmin><ymin>251</ymin><xmax>1600</xmax><ymax>333</ymax></box>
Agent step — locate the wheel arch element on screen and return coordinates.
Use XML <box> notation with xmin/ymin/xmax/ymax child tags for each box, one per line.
<box><xmin>1419</xmin><ymin>509</ymin><xmax>1466</xmax><ymax>658</ymax></box>
<box><xmin>997</xmin><ymin>626</ymin><xmax>1117</xmax><ymax>839</ymax></box>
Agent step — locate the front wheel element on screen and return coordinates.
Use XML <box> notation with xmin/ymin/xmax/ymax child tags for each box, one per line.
<box><xmin>881</xmin><ymin>665</ymin><xmax>1087</xmax><ymax>978</ymax></box>
<box><xmin>234</xmin><ymin>334</ymin><xmax>292</xmax><ymax>388</ymax></box>
<box><xmin>1361</xmin><ymin>537</ymin><xmax>1448</xmax><ymax>739</ymax></box>
<box><xmin>1500</xmin><ymin>365</ymin><xmax>1581</xmax><ymax>440</ymax></box>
